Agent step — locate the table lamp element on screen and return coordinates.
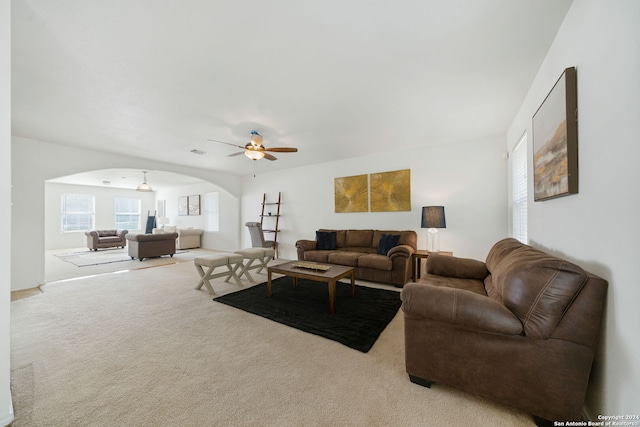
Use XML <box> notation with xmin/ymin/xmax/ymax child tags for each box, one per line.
<box><xmin>421</xmin><ymin>206</ymin><xmax>446</xmax><ymax>252</ymax></box>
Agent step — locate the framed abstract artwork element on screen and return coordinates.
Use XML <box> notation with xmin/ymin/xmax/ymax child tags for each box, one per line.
<box><xmin>334</xmin><ymin>174</ymin><xmax>369</xmax><ymax>213</ymax></box>
<box><xmin>370</xmin><ymin>169</ymin><xmax>411</xmax><ymax>212</ymax></box>
<box><xmin>533</xmin><ymin>66</ymin><xmax>578</xmax><ymax>201</ymax></box>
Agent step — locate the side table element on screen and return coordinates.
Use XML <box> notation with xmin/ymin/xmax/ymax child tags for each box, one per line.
<box><xmin>412</xmin><ymin>250</ymin><xmax>453</xmax><ymax>282</ymax></box>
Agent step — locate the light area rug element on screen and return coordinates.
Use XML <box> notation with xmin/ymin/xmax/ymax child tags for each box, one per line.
<box><xmin>10</xmin><ymin>261</ymin><xmax>535</xmax><ymax>426</ymax></box>
<box><xmin>54</xmin><ymin>248</ymin><xmax>188</xmax><ymax>267</ymax></box>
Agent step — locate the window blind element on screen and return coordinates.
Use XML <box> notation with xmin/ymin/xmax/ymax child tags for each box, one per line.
<box><xmin>115</xmin><ymin>197</ymin><xmax>141</xmax><ymax>231</ymax></box>
<box><xmin>512</xmin><ymin>135</ymin><xmax>528</xmax><ymax>243</ymax></box>
<box><xmin>61</xmin><ymin>194</ymin><xmax>95</xmax><ymax>232</ymax></box>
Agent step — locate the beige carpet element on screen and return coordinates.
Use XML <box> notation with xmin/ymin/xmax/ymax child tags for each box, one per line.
<box><xmin>10</xmin><ymin>261</ymin><xmax>535</xmax><ymax>426</ymax></box>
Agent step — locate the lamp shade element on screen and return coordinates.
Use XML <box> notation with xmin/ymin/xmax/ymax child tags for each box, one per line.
<box><xmin>421</xmin><ymin>206</ymin><xmax>446</xmax><ymax>228</ymax></box>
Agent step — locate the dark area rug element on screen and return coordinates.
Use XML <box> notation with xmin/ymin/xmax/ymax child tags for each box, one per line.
<box><xmin>214</xmin><ymin>276</ymin><xmax>402</xmax><ymax>352</ymax></box>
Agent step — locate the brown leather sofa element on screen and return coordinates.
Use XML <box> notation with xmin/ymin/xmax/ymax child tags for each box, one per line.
<box><xmin>400</xmin><ymin>238</ymin><xmax>607</xmax><ymax>424</ymax></box>
<box><xmin>296</xmin><ymin>229</ymin><xmax>417</xmax><ymax>286</ymax></box>
<box><xmin>126</xmin><ymin>232</ymin><xmax>178</xmax><ymax>261</ymax></box>
<box><xmin>85</xmin><ymin>229</ymin><xmax>128</xmax><ymax>251</ymax></box>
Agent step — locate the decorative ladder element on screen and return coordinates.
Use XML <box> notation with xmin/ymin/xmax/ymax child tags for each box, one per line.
<box><xmin>260</xmin><ymin>192</ymin><xmax>281</xmax><ymax>258</ymax></box>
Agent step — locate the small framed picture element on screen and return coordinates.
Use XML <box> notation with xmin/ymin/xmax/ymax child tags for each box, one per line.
<box><xmin>188</xmin><ymin>195</ymin><xmax>200</xmax><ymax>216</ymax></box>
<box><xmin>178</xmin><ymin>196</ymin><xmax>188</xmax><ymax>216</ymax></box>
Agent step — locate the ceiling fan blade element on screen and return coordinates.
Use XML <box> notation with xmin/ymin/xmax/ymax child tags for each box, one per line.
<box><xmin>264</xmin><ymin>147</ymin><xmax>298</xmax><ymax>153</ymax></box>
<box><xmin>227</xmin><ymin>151</ymin><xmax>245</xmax><ymax>157</ymax></box>
<box><xmin>264</xmin><ymin>153</ymin><xmax>278</xmax><ymax>161</ymax></box>
<box><xmin>208</xmin><ymin>139</ymin><xmax>245</xmax><ymax>149</ymax></box>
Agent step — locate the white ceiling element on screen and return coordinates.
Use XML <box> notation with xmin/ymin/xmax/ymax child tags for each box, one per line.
<box><xmin>12</xmin><ymin>0</ymin><xmax>573</xmax><ymax>183</ymax></box>
<box><xmin>47</xmin><ymin>168</ymin><xmax>205</xmax><ymax>191</ymax></box>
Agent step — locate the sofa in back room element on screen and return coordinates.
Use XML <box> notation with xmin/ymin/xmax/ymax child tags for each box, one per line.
<box><xmin>296</xmin><ymin>229</ymin><xmax>417</xmax><ymax>287</ymax></box>
<box><xmin>400</xmin><ymin>238</ymin><xmax>608</xmax><ymax>424</ymax></box>
<box><xmin>85</xmin><ymin>229</ymin><xmax>128</xmax><ymax>251</ymax></box>
<box><xmin>126</xmin><ymin>232</ymin><xmax>178</xmax><ymax>261</ymax></box>
<box><xmin>152</xmin><ymin>226</ymin><xmax>204</xmax><ymax>249</ymax></box>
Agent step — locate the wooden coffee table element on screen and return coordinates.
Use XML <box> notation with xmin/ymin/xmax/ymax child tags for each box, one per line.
<box><xmin>267</xmin><ymin>261</ymin><xmax>355</xmax><ymax>314</ymax></box>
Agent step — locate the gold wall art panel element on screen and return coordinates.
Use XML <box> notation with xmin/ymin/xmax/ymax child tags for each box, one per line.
<box><xmin>370</xmin><ymin>169</ymin><xmax>411</xmax><ymax>212</ymax></box>
<box><xmin>334</xmin><ymin>174</ymin><xmax>369</xmax><ymax>213</ymax></box>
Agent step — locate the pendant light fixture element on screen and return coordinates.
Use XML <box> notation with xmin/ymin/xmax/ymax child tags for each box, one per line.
<box><xmin>136</xmin><ymin>171</ymin><xmax>153</xmax><ymax>192</ymax></box>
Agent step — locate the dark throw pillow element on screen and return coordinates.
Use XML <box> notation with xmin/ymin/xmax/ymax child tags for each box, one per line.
<box><xmin>377</xmin><ymin>234</ymin><xmax>401</xmax><ymax>255</ymax></box>
<box><xmin>316</xmin><ymin>231</ymin><xmax>337</xmax><ymax>250</ymax></box>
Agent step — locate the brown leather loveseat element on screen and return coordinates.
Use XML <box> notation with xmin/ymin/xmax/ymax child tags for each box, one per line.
<box><xmin>400</xmin><ymin>238</ymin><xmax>607</xmax><ymax>425</ymax></box>
<box><xmin>296</xmin><ymin>229</ymin><xmax>416</xmax><ymax>286</ymax></box>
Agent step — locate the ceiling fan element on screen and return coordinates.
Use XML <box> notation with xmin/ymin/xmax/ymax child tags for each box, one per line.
<box><xmin>208</xmin><ymin>131</ymin><xmax>298</xmax><ymax>161</ymax></box>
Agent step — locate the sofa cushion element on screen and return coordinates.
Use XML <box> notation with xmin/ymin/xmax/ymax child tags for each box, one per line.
<box><xmin>487</xmin><ymin>238</ymin><xmax>590</xmax><ymax>339</ymax></box>
<box><xmin>485</xmin><ymin>237</ymin><xmax>523</xmax><ymax>272</ymax></box>
<box><xmin>304</xmin><ymin>250</ymin><xmax>332</xmax><ymax>263</ymax></box>
<box><xmin>328</xmin><ymin>251</ymin><xmax>363</xmax><ymax>267</ymax></box>
<box><xmin>342</xmin><ymin>247</ymin><xmax>377</xmax><ymax>254</ymax></box>
<box><xmin>357</xmin><ymin>254</ymin><xmax>392</xmax><ymax>271</ymax></box>
<box><xmin>98</xmin><ymin>230</ymin><xmax>117</xmax><ymax>237</ymax></box>
<box><xmin>377</xmin><ymin>233</ymin><xmax>400</xmax><ymax>255</ymax></box>
<box><xmin>316</xmin><ymin>231</ymin><xmax>337</xmax><ymax>250</ymax></box>
<box><xmin>99</xmin><ymin>236</ymin><xmax>123</xmax><ymax>244</ymax></box>
<box><xmin>345</xmin><ymin>230</ymin><xmax>373</xmax><ymax>248</ymax></box>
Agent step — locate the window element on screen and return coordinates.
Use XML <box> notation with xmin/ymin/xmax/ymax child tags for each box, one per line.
<box><xmin>61</xmin><ymin>194</ymin><xmax>95</xmax><ymax>232</ymax></box>
<box><xmin>204</xmin><ymin>192</ymin><xmax>220</xmax><ymax>232</ymax></box>
<box><xmin>115</xmin><ymin>198</ymin><xmax>141</xmax><ymax>230</ymax></box>
<box><xmin>512</xmin><ymin>134</ymin><xmax>528</xmax><ymax>243</ymax></box>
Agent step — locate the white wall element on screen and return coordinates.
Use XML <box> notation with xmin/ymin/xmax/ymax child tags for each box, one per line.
<box><xmin>45</xmin><ymin>182</ymin><xmax>156</xmax><ymax>250</ymax></box>
<box><xmin>240</xmin><ymin>136</ymin><xmax>508</xmax><ymax>262</ymax></box>
<box><xmin>154</xmin><ymin>182</ymin><xmax>240</xmax><ymax>251</ymax></box>
<box><xmin>507</xmin><ymin>0</ymin><xmax>640</xmax><ymax>419</ymax></box>
<box><xmin>11</xmin><ymin>136</ymin><xmax>242</xmax><ymax>291</ymax></box>
<box><xmin>0</xmin><ymin>0</ymin><xmax>13</xmax><ymax>424</ymax></box>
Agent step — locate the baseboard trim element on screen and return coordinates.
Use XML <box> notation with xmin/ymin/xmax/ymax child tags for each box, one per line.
<box><xmin>0</xmin><ymin>392</ymin><xmax>14</xmax><ymax>427</ymax></box>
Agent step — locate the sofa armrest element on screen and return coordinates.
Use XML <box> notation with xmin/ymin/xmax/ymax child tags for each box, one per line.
<box><xmin>401</xmin><ymin>283</ymin><xmax>522</xmax><ymax>335</ymax></box>
<box><xmin>387</xmin><ymin>244</ymin><xmax>413</xmax><ymax>259</ymax></box>
<box><xmin>426</xmin><ymin>254</ymin><xmax>489</xmax><ymax>280</ymax></box>
<box><xmin>295</xmin><ymin>239</ymin><xmax>316</xmax><ymax>251</ymax></box>
<box><xmin>117</xmin><ymin>230</ymin><xmax>128</xmax><ymax>238</ymax></box>
<box><xmin>296</xmin><ymin>239</ymin><xmax>316</xmax><ymax>261</ymax></box>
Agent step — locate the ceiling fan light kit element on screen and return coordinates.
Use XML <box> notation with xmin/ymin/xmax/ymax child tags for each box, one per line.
<box><xmin>245</xmin><ymin>150</ymin><xmax>265</xmax><ymax>160</ymax></box>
